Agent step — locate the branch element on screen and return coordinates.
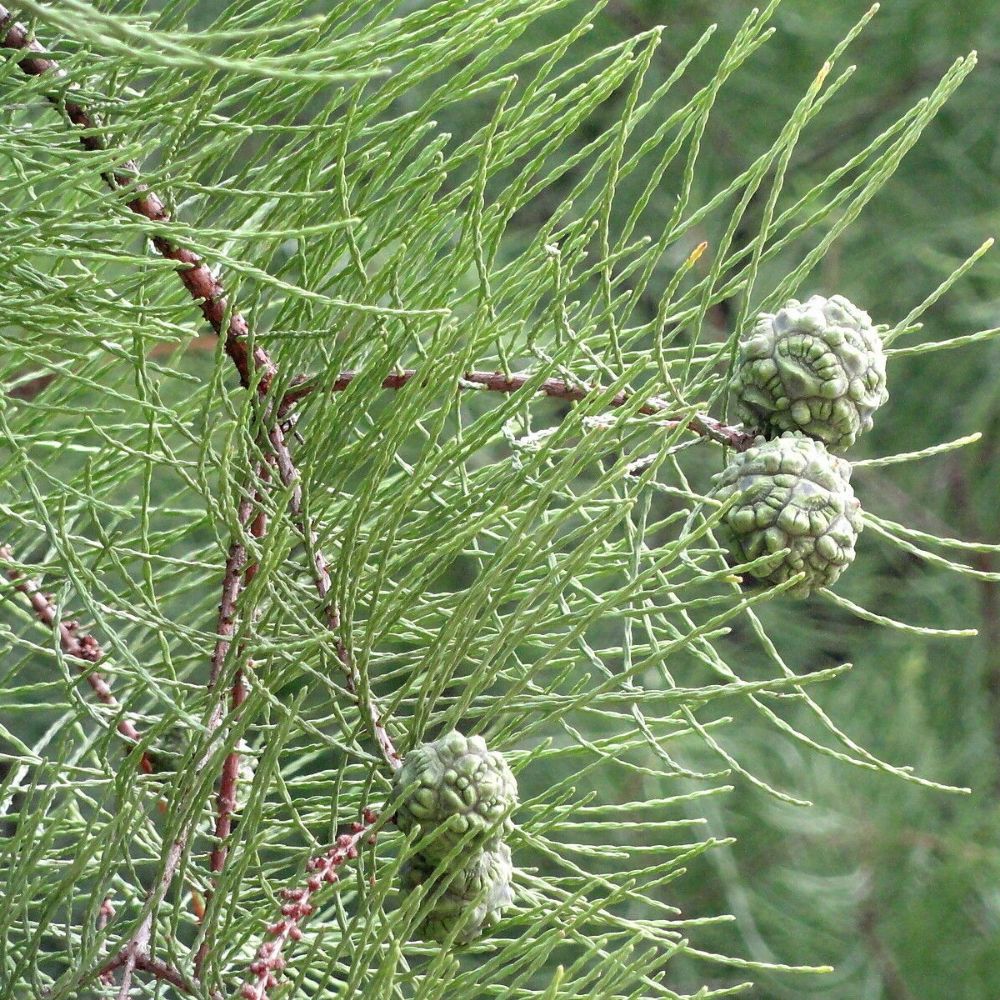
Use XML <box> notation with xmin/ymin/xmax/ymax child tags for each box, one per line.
<box><xmin>96</xmin><ymin>837</ymin><xmax>185</xmax><ymax>998</ymax></box>
<box><xmin>95</xmin><ymin>655</ymin><xmax>254</xmax><ymax>1000</ymax></box>
<box><xmin>100</xmin><ymin>945</ymin><xmax>221</xmax><ymax>1000</ymax></box>
<box><xmin>268</xmin><ymin>423</ymin><xmax>403</xmax><ymax>771</ymax></box>
<box><xmin>0</xmin><ymin>13</ymin><xmax>748</xmax><ymax>460</ymax></box>
<box><xmin>0</xmin><ymin>6</ymin><xmax>403</xmax><ymax>768</ymax></box>
<box><xmin>97</xmin><ymin>898</ymin><xmax>116</xmax><ymax>986</ymax></box>
<box><xmin>7</xmin><ymin>371</ymin><xmax>57</xmax><ymax>401</ymax></box>
<box><xmin>0</xmin><ymin>0</ymin><xmax>399</xmax><ymax>945</ymax></box>
<box><xmin>0</xmin><ymin>544</ymin><xmax>153</xmax><ymax>772</ymax></box>
<box><xmin>286</xmin><ymin>369</ymin><xmax>755</xmax><ymax>451</ymax></box>
<box><xmin>135</xmin><ymin>955</ymin><xmax>218</xmax><ymax>1000</ymax></box>
<box><xmin>0</xmin><ymin>487</ymin><xmax>263</xmax><ymax>995</ymax></box>
<box><xmin>196</xmin><ymin>474</ymin><xmax>270</xmax><ymax>975</ymax></box>
<box><xmin>240</xmin><ymin>810</ymin><xmax>379</xmax><ymax>1000</ymax></box>
<box><xmin>6</xmin><ymin>336</ymin><xmax>219</xmax><ymax>402</ymax></box>
<box><xmin>858</xmin><ymin>876</ymin><xmax>917</xmax><ymax>1000</ymax></box>
<box><xmin>0</xmin><ymin>8</ymin><xmax>274</xmax><ymax>394</ymax></box>
<box><xmin>95</xmin><ymin>506</ymin><xmax>257</xmax><ymax>997</ymax></box>
<box><xmin>207</xmin><ymin>482</ymin><xmax>266</xmax><ymax>691</ymax></box>
<box><xmin>0</xmin><ymin>4</ymin><xmax>281</xmax><ymax>904</ymax></box>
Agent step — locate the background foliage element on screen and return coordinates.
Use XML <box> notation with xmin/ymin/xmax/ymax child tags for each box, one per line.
<box><xmin>1</xmin><ymin>1</ymin><xmax>997</xmax><ymax>998</ymax></box>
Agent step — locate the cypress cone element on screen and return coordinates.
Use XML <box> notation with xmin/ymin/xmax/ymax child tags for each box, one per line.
<box><xmin>401</xmin><ymin>843</ymin><xmax>514</xmax><ymax>943</ymax></box>
<box><xmin>731</xmin><ymin>294</ymin><xmax>888</xmax><ymax>451</ymax></box>
<box><xmin>394</xmin><ymin>730</ymin><xmax>517</xmax><ymax>860</ymax></box>
<box><xmin>712</xmin><ymin>432</ymin><xmax>863</xmax><ymax>596</ymax></box>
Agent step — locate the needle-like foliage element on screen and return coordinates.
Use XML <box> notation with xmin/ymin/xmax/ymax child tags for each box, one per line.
<box><xmin>0</xmin><ymin>2</ymin><xmax>996</xmax><ymax>998</ymax></box>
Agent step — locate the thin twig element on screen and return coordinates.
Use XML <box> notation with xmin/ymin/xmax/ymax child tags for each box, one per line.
<box><xmin>7</xmin><ymin>371</ymin><xmax>57</xmax><ymax>400</ymax></box>
<box><xmin>100</xmin><ymin>944</ymin><xmax>221</xmax><ymax>999</ymax></box>
<box><xmin>135</xmin><ymin>955</ymin><xmax>219</xmax><ymax>1000</ymax></box>
<box><xmin>97</xmin><ymin>836</ymin><xmax>184</xmax><ymax>998</ymax></box>
<box><xmin>858</xmin><ymin>875</ymin><xmax>917</xmax><ymax>1000</ymax></box>
<box><xmin>240</xmin><ymin>810</ymin><xmax>379</xmax><ymax>1000</ymax></box>
<box><xmin>7</xmin><ymin>336</ymin><xmax>220</xmax><ymax>402</ymax></box>
<box><xmin>196</xmin><ymin>475</ymin><xmax>270</xmax><ymax>976</ymax></box>
<box><xmin>94</xmin><ymin>665</ymin><xmax>255</xmax><ymax>998</ymax></box>
<box><xmin>209</xmin><ymin>494</ymin><xmax>267</xmax><ymax>871</ymax></box>
<box><xmin>10</xmin><ymin>359</ymin><xmax>753</xmax><ymax>453</ymax></box>
<box><xmin>97</xmin><ymin>898</ymin><xmax>116</xmax><ymax>986</ymax></box>
<box><xmin>285</xmin><ymin>369</ymin><xmax>755</xmax><ymax>451</ymax></box>
<box><xmin>0</xmin><ymin>544</ymin><xmax>153</xmax><ymax>772</ymax></box>
<box><xmin>0</xmin><ymin>14</ymin><xmax>748</xmax><ymax>461</ymax></box>
<box><xmin>84</xmin><ymin>467</ymin><xmax>263</xmax><ymax>992</ymax></box>
<box><xmin>0</xmin><ymin>8</ymin><xmax>276</xmax><ymax>395</ymax></box>
<box><xmin>0</xmin><ymin>8</ymin><xmax>748</xmax><ymax>458</ymax></box>
<box><xmin>268</xmin><ymin>423</ymin><xmax>403</xmax><ymax>771</ymax></box>
<box><xmin>0</xmin><ymin>13</ymin><xmax>341</xmax><ymax>987</ymax></box>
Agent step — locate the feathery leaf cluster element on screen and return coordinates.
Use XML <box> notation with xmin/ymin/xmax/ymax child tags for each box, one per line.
<box><xmin>0</xmin><ymin>2</ymin><xmax>995</xmax><ymax>998</ymax></box>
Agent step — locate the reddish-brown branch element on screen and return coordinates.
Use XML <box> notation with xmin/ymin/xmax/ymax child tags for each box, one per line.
<box><xmin>0</xmin><ymin>11</ymin><xmax>399</xmax><ymax>997</ymax></box>
<box><xmin>208</xmin><ymin>676</ymin><xmax>248</xmax><ymax>873</ymax></box>
<box><xmin>7</xmin><ymin>336</ymin><xmax>220</xmax><ymax>402</ymax></box>
<box><xmin>240</xmin><ymin>810</ymin><xmax>379</xmax><ymax>1000</ymax></box>
<box><xmin>0</xmin><ymin>7</ymin><xmax>276</xmax><ymax>394</ymax></box>
<box><xmin>97</xmin><ymin>836</ymin><xmax>183</xmax><ymax>997</ymax></box>
<box><xmin>207</xmin><ymin>482</ymin><xmax>264</xmax><ymax>691</ymax></box>
<box><xmin>11</xmin><ymin>359</ymin><xmax>754</xmax><ymax>453</ymax></box>
<box><xmin>196</xmin><ymin>483</ymin><xmax>269</xmax><ymax>975</ymax></box>
<box><xmin>94</xmin><ymin>724</ymin><xmax>243</xmax><ymax>997</ymax></box>
<box><xmin>199</xmin><ymin>487</ymin><xmax>259</xmax><ymax>912</ymax></box>
<box><xmin>0</xmin><ymin>12</ymin><xmax>399</xmax><ymax>766</ymax></box>
<box><xmin>100</xmin><ymin>944</ymin><xmax>220</xmax><ymax>1000</ymax></box>
<box><xmin>84</xmin><ymin>468</ymin><xmax>262</xmax><ymax>992</ymax></box>
<box><xmin>286</xmin><ymin>368</ymin><xmax>756</xmax><ymax>451</ymax></box>
<box><xmin>208</xmin><ymin>494</ymin><xmax>267</xmax><ymax>874</ymax></box>
<box><xmin>135</xmin><ymin>955</ymin><xmax>216</xmax><ymax>999</ymax></box>
<box><xmin>1</xmin><ymin>6</ymin><xmax>748</xmax><ymax>464</ymax></box>
<box><xmin>7</xmin><ymin>371</ymin><xmax>58</xmax><ymax>400</ymax></box>
<box><xmin>97</xmin><ymin>898</ymin><xmax>116</xmax><ymax>986</ymax></box>
<box><xmin>0</xmin><ymin>5</ymin><xmax>281</xmax><ymax>903</ymax></box>
<box><xmin>0</xmin><ymin>544</ymin><xmax>154</xmax><ymax>772</ymax></box>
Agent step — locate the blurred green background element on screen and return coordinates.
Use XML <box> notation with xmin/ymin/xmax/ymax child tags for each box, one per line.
<box><xmin>6</xmin><ymin>1</ymin><xmax>1000</xmax><ymax>997</ymax></box>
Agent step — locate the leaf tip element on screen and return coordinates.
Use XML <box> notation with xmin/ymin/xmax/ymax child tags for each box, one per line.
<box><xmin>688</xmin><ymin>241</ymin><xmax>708</xmax><ymax>265</ymax></box>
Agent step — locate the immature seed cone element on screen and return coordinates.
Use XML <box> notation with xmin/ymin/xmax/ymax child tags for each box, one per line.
<box><xmin>394</xmin><ymin>730</ymin><xmax>518</xmax><ymax>860</ymax></box>
<box><xmin>712</xmin><ymin>432</ymin><xmax>863</xmax><ymax>596</ymax></box>
<box><xmin>401</xmin><ymin>842</ymin><xmax>514</xmax><ymax>943</ymax></box>
<box><xmin>731</xmin><ymin>294</ymin><xmax>888</xmax><ymax>451</ymax></box>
